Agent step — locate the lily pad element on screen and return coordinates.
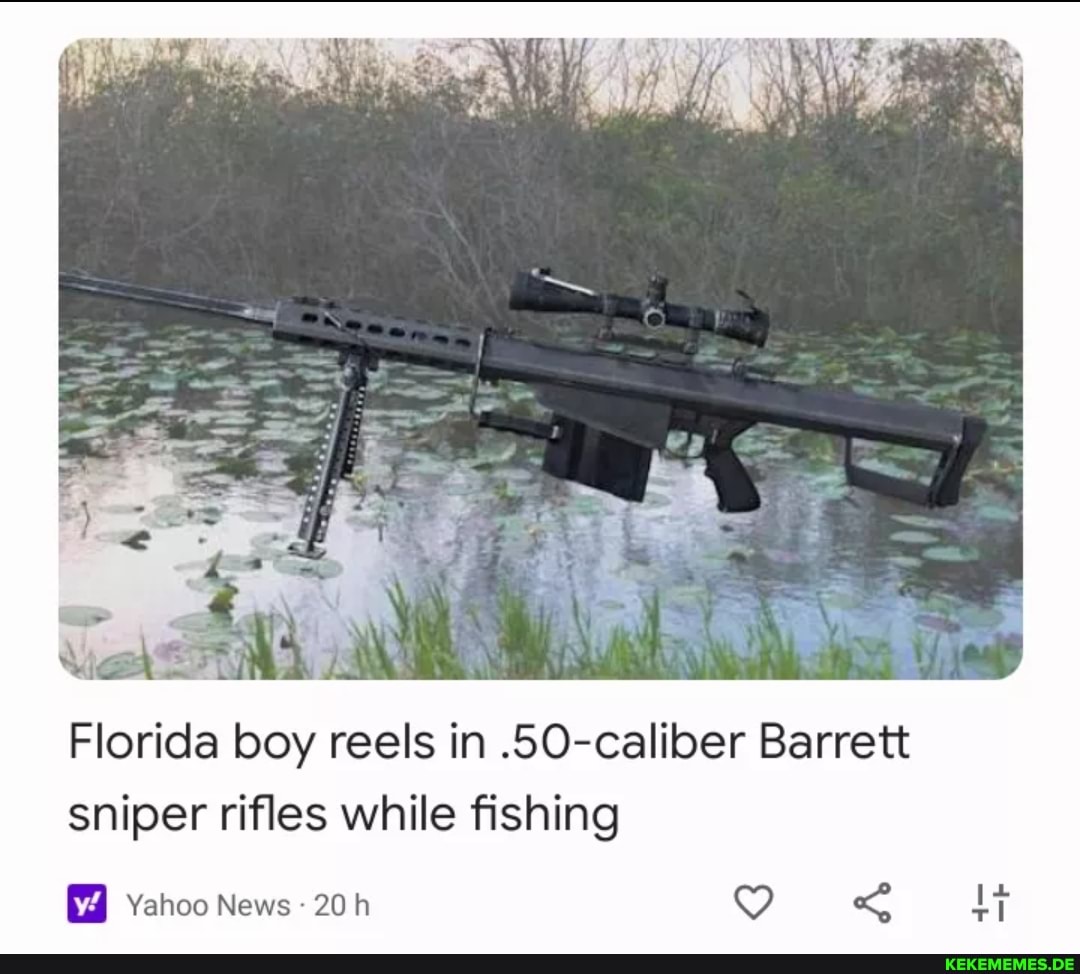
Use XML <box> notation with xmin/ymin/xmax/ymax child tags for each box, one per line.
<box><xmin>96</xmin><ymin>529</ymin><xmax>152</xmax><ymax>550</ymax></box>
<box><xmin>702</xmin><ymin>549</ymin><xmax>735</xmax><ymax>563</ymax></box>
<box><xmin>493</xmin><ymin>514</ymin><xmax>528</xmax><ymax>535</ymax></box>
<box><xmin>821</xmin><ymin>592</ymin><xmax>862</xmax><ymax>611</ymax></box>
<box><xmin>239</xmin><ymin>510</ymin><xmax>286</xmax><ymax>523</ymax></box>
<box><xmin>99</xmin><ymin>503</ymin><xmax>146</xmax><ymax>515</ymax></box>
<box><xmin>59</xmin><ymin>605</ymin><xmax>113</xmax><ymax>627</ymax></box>
<box><xmin>569</xmin><ymin>495</ymin><xmax>605</xmax><ymax>515</ymax></box>
<box><xmin>763</xmin><ymin>549</ymin><xmax>802</xmax><ymax>565</ymax></box>
<box><xmin>663</xmin><ymin>584</ymin><xmax>710</xmax><ymax>606</ymax></box>
<box><xmin>922</xmin><ymin>545</ymin><xmax>980</xmax><ymax>563</ymax></box>
<box><xmin>169</xmin><ymin>611</ymin><xmax>237</xmax><ymax>635</ymax></box>
<box><xmin>141</xmin><ymin>508</ymin><xmax>191</xmax><ymax>529</ymax></box>
<box><xmin>402</xmin><ymin>455</ymin><xmax>454</xmax><ymax>477</ymax></box>
<box><xmin>922</xmin><ymin>593</ymin><xmax>962</xmax><ymax>614</ymax></box>
<box><xmin>440</xmin><ymin>480</ymin><xmax>477</xmax><ymax>497</ymax></box>
<box><xmin>957</xmin><ymin>605</ymin><xmax>1006</xmax><ymax>629</ymax></box>
<box><xmin>977</xmin><ymin>504</ymin><xmax>1020</xmax><ymax>524</ymax></box>
<box><xmin>214</xmin><ymin>413</ymin><xmax>255</xmax><ymax>426</ymax></box>
<box><xmin>395</xmin><ymin>385</ymin><xmax>449</xmax><ymax>402</ymax></box>
<box><xmin>95</xmin><ymin>652</ymin><xmax>146</xmax><ymax>680</ymax></box>
<box><xmin>250</xmin><ymin>532</ymin><xmax>294</xmax><ymax>558</ymax></box>
<box><xmin>210</xmin><ymin>426</ymin><xmax>249</xmax><ymax>439</ymax></box>
<box><xmin>467</xmin><ymin>441</ymin><xmax>518</xmax><ymax>469</ymax></box>
<box><xmin>890</xmin><ymin>530</ymin><xmax>939</xmax><ymax>545</ymax></box>
<box><xmin>273</xmin><ymin>555</ymin><xmax>344</xmax><ymax>579</ymax></box>
<box><xmin>147</xmin><ymin>374</ymin><xmax>179</xmax><ymax>392</ymax></box>
<box><xmin>217</xmin><ymin>554</ymin><xmax>263</xmax><ymax>573</ymax></box>
<box><xmin>890</xmin><ymin>514</ymin><xmax>943</xmax><ymax>529</ymax></box>
<box><xmin>346</xmin><ymin>511</ymin><xmax>385</xmax><ymax>529</ymax></box>
<box><xmin>888</xmin><ymin>555</ymin><xmax>923</xmax><ymax>569</ymax></box>
<box><xmin>65</xmin><ymin>425</ymin><xmax>111</xmax><ymax>441</ymax></box>
<box><xmin>180</xmin><ymin>572</ymin><xmax>222</xmax><ymax>593</ymax></box>
<box><xmin>914</xmin><ymin>613</ymin><xmax>962</xmax><ymax>634</ymax></box>
<box><xmin>620</xmin><ymin>563</ymin><xmax>664</xmax><ymax>583</ymax></box>
<box><xmin>500</xmin><ymin>467</ymin><xmax>537</xmax><ymax>483</ymax></box>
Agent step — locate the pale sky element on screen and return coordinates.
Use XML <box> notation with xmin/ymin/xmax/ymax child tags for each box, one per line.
<box><xmin>64</xmin><ymin>37</ymin><xmax>928</xmax><ymax>123</ymax></box>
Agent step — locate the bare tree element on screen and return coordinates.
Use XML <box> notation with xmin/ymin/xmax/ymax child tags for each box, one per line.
<box><xmin>440</xmin><ymin>38</ymin><xmax>597</xmax><ymax>122</ymax></box>
<box><xmin>745</xmin><ymin>38</ymin><xmax>880</xmax><ymax>133</ymax></box>
<box><xmin>60</xmin><ymin>38</ymin><xmax>128</xmax><ymax>107</ymax></box>
<box><xmin>306</xmin><ymin>38</ymin><xmax>391</xmax><ymax>106</ymax></box>
<box><xmin>669</xmin><ymin>39</ymin><xmax>739</xmax><ymax>122</ymax></box>
<box><xmin>606</xmin><ymin>39</ymin><xmax>666</xmax><ymax>116</ymax></box>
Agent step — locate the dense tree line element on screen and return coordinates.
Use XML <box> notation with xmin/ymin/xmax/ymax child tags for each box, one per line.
<box><xmin>59</xmin><ymin>38</ymin><xmax>1021</xmax><ymax>337</ymax></box>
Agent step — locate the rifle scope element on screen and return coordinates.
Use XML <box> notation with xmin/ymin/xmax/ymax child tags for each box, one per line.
<box><xmin>509</xmin><ymin>268</ymin><xmax>770</xmax><ymax>348</ymax></box>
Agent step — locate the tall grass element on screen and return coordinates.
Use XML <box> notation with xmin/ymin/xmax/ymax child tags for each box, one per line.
<box><xmin>62</xmin><ymin>582</ymin><xmax>1020</xmax><ymax>681</ymax></box>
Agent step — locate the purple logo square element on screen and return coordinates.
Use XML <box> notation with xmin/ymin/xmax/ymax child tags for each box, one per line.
<box><xmin>68</xmin><ymin>884</ymin><xmax>107</xmax><ymax>923</ymax></box>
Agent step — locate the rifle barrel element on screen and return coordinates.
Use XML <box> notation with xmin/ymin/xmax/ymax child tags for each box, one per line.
<box><xmin>59</xmin><ymin>272</ymin><xmax>275</xmax><ymax>327</ymax></box>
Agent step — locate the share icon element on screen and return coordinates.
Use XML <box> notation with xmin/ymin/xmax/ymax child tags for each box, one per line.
<box><xmin>853</xmin><ymin>882</ymin><xmax>892</xmax><ymax>923</ymax></box>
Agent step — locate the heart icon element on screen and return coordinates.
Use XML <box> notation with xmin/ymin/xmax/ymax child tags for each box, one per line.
<box><xmin>734</xmin><ymin>884</ymin><xmax>774</xmax><ymax>920</ymax></box>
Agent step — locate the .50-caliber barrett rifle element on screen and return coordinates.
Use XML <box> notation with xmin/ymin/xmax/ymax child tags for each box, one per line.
<box><xmin>58</xmin><ymin>268</ymin><xmax>988</xmax><ymax>560</ymax></box>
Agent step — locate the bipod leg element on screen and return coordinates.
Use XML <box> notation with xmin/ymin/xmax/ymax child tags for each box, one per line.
<box><xmin>288</xmin><ymin>352</ymin><xmax>369</xmax><ymax>559</ymax></box>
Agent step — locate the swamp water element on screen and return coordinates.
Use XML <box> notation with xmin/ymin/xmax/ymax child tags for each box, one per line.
<box><xmin>58</xmin><ymin>312</ymin><xmax>1022</xmax><ymax>679</ymax></box>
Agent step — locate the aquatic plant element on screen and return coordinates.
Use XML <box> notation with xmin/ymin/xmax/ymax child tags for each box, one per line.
<box><xmin>61</xmin><ymin>582</ymin><xmax>1021</xmax><ymax>682</ymax></box>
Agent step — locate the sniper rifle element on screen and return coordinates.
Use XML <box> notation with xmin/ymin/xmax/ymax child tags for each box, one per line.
<box><xmin>58</xmin><ymin>269</ymin><xmax>988</xmax><ymax>560</ymax></box>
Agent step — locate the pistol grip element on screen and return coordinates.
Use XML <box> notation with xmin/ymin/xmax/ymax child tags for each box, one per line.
<box><xmin>704</xmin><ymin>443</ymin><xmax>761</xmax><ymax>513</ymax></box>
